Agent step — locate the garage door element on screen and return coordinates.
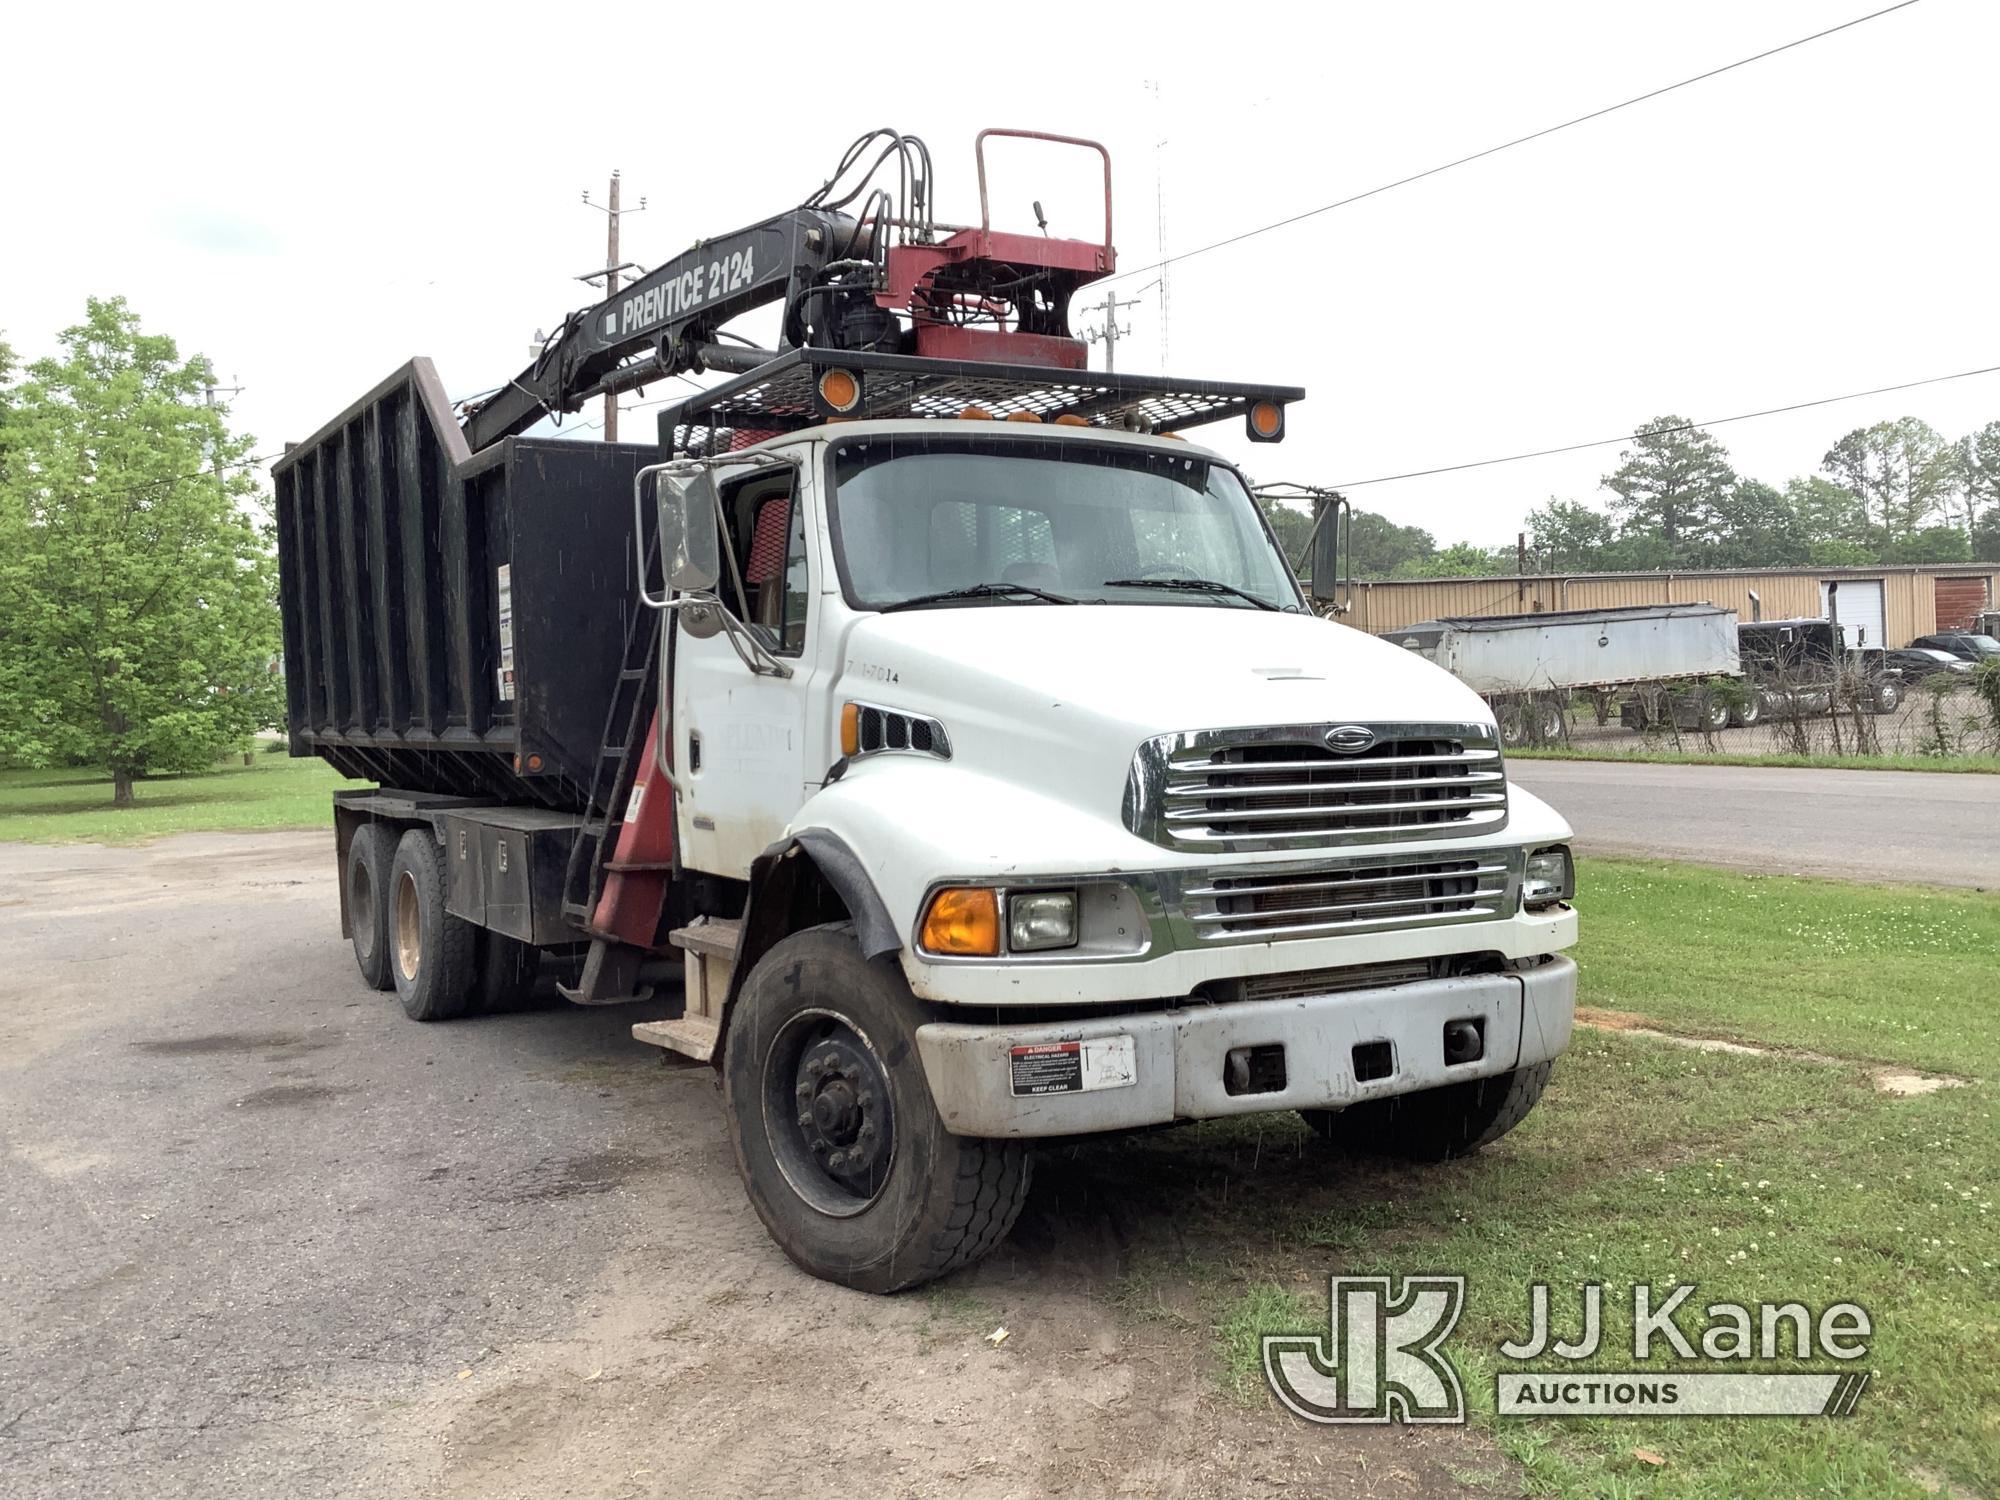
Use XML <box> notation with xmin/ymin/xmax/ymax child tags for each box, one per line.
<box><xmin>1935</xmin><ymin>575</ymin><xmax>1993</xmax><ymax>631</ymax></box>
<box><xmin>1820</xmin><ymin>578</ymin><xmax>1885</xmax><ymax>648</ymax></box>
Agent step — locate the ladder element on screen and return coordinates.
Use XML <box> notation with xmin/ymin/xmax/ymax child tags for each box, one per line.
<box><xmin>559</xmin><ymin>601</ymin><xmax>662</xmax><ymax>933</ymax></box>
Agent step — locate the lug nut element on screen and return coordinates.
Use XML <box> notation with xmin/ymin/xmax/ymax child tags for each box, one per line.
<box><xmin>797</xmin><ymin>1112</ymin><xmax>812</xmax><ymax>1128</ymax></box>
<box><xmin>805</xmin><ymin>1058</ymin><xmax>825</xmax><ymax>1078</ymax></box>
<box><xmin>828</xmin><ymin>1151</ymin><xmax>848</xmax><ymax>1172</ymax></box>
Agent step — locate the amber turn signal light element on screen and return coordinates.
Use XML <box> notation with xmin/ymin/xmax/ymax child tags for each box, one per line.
<box><xmin>817</xmin><ymin>367</ymin><xmax>861</xmax><ymax>413</ymax></box>
<box><xmin>839</xmin><ymin>701</ymin><xmax>861</xmax><ymax>757</ymax></box>
<box><xmin>920</xmin><ymin>887</ymin><xmax>1000</xmax><ymax>956</ymax></box>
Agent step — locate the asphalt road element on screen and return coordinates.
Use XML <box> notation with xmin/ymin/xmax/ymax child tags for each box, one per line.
<box><xmin>1509</xmin><ymin>759</ymin><xmax>2000</xmax><ymax>888</ymax></box>
<box><xmin>0</xmin><ymin>832</ymin><xmax>1486</xmax><ymax>1500</ymax></box>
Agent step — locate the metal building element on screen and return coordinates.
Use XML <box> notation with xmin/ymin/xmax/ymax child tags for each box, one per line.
<box><xmin>1342</xmin><ymin>564</ymin><xmax>2000</xmax><ymax>650</ymax></box>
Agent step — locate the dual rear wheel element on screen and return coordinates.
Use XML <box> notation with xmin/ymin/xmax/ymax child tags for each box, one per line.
<box><xmin>345</xmin><ymin>824</ymin><xmax>539</xmax><ymax>1021</ymax></box>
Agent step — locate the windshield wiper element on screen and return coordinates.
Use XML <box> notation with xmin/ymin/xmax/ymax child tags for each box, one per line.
<box><xmin>1101</xmin><ymin>577</ymin><xmax>1280</xmax><ymax>612</ymax></box>
<box><xmin>879</xmin><ymin>581</ymin><xmax>1077</xmax><ymax>613</ymax></box>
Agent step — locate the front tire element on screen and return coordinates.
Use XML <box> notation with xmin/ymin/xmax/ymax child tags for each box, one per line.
<box><xmin>388</xmin><ymin>829</ymin><xmax>477</xmax><ymax>1022</ymax></box>
<box><xmin>1300</xmin><ymin>1062</ymin><xmax>1552</xmax><ymax>1161</ymax></box>
<box><xmin>722</xmin><ymin>923</ymin><xmax>1031</xmax><ymax>1293</ymax></box>
<box><xmin>345</xmin><ymin>823</ymin><xmax>397</xmax><ymax>991</ymax></box>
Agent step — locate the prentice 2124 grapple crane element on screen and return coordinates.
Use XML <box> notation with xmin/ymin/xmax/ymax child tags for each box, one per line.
<box><xmin>273</xmin><ymin>128</ymin><xmax>1580</xmax><ymax>1294</ymax></box>
<box><xmin>460</xmin><ymin>128</ymin><xmax>1119</xmax><ymax>450</ymax></box>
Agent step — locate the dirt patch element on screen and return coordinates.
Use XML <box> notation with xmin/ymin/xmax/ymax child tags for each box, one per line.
<box><xmin>137</xmin><ymin>1030</ymin><xmax>325</xmax><ymax>1057</ymax></box>
<box><xmin>495</xmin><ymin>1150</ymin><xmax>669</xmax><ymax>1204</ymax></box>
<box><xmin>1575</xmin><ymin>1011</ymin><xmax>1967</xmax><ymax>1094</ymax></box>
<box><xmin>405</xmin><ymin>1254</ymin><xmax>1495</xmax><ymax>1500</ymax></box>
<box><xmin>233</xmin><ymin>1083</ymin><xmax>354</xmax><ymax>1109</ymax></box>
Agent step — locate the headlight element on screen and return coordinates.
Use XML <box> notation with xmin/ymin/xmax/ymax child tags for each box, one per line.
<box><xmin>1008</xmin><ymin>890</ymin><xmax>1079</xmax><ymax>953</ymax></box>
<box><xmin>1523</xmin><ymin>846</ymin><xmax>1574</xmax><ymax>911</ymax></box>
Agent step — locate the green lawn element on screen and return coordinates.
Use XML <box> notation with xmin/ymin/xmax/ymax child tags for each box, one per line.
<box><xmin>1063</xmin><ymin>861</ymin><xmax>1999</xmax><ymax>1499</ymax></box>
<box><xmin>0</xmin><ymin>754</ymin><xmax>351</xmax><ymax>843</ymax></box>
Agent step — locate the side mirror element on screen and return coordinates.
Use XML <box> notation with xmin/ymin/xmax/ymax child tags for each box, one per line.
<box><xmin>1310</xmin><ymin>491</ymin><xmax>1347</xmax><ymax>606</ymax></box>
<box><xmin>658</xmin><ymin>470</ymin><xmax>721</xmax><ymax>592</ymax></box>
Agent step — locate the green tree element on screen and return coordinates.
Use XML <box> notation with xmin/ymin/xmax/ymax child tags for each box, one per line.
<box><xmin>1881</xmin><ymin>524</ymin><xmax>1972</xmax><ymax>565</ymax></box>
<box><xmin>1702</xmin><ymin>478</ymin><xmax>1808</xmax><ymax>568</ymax></box>
<box><xmin>0</xmin><ymin>298</ymin><xmax>279</xmax><ymax>804</ymax></box>
<box><xmin>1974</xmin><ymin>506</ymin><xmax>2000</xmax><ymax>563</ymax></box>
<box><xmin>1347</xmin><ymin>508</ymin><xmax>1436</xmax><ymax>578</ymax></box>
<box><xmin>1933</xmin><ymin>421</ymin><xmax>2000</xmax><ymax>536</ymax></box>
<box><xmin>1807</xmin><ymin>537</ymin><xmax>1877</xmax><ymax>567</ymax></box>
<box><xmin>1391</xmin><ymin>541</ymin><xmax>1509</xmax><ymax>579</ymax></box>
<box><xmin>1601</xmin><ymin>416</ymin><xmax>1736</xmax><ymax>555</ymax></box>
<box><xmin>1821</xmin><ymin>417</ymin><xmax>1946</xmax><ymax>545</ymax></box>
<box><xmin>1527</xmin><ymin>498</ymin><xmax>1615</xmax><ymax>571</ymax></box>
<box><xmin>1784</xmin><ymin>474</ymin><xmax>1869</xmax><ymax>549</ymax></box>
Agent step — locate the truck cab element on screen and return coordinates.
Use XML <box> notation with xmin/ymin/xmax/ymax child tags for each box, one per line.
<box><xmin>632</xmin><ymin>369</ymin><xmax>1577</xmax><ymax>1288</ymax></box>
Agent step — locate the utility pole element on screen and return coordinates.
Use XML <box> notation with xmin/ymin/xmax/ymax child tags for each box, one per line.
<box><xmin>579</xmin><ymin>171</ymin><xmax>647</xmax><ymax>440</ymax></box>
<box><xmin>203</xmin><ymin>379</ymin><xmax>244</xmax><ymax>479</ymax></box>
<box><xmin>1077</xmin><ymin>288</ymin><xmax>1147</xmax><ymax>373</ymax></box>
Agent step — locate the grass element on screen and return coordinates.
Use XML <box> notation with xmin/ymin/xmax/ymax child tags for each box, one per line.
<box><xmin>1511</xmin><ymin>746</ymin><xmax>2000</xmax><ymax>775</ymax></box>
<box><xmin>1064</xmin><ymin>860</ymin><xmax>1999</xmax><ymax>1499</ymax></box>
<box><xmin>0</xmin><ymin>754</ymin><xmax>351</xmax><ymax>843</ymax></box>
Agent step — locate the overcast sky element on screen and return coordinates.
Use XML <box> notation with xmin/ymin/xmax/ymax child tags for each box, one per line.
<box><xmin>5</xmin><ymin>0</ymin><xmax>1995</xmax><ymax>545</ymax></box>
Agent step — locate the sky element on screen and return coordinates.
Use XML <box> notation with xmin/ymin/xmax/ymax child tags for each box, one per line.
<box><xmin>4</xmin><ymin>0</ymin><xmax>1996</xmax><ymax>546</ymax></box>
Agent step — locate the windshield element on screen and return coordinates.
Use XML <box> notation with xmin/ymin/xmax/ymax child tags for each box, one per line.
<box><xmin>827</xmin><ymin>436</ymin><xmax>1302</xmax><ymax>612</ymax></box>
<box><xmin>1963</xmin><ymin>635</ymin><xmax>2000</xmax><ymax>654</ymax></box>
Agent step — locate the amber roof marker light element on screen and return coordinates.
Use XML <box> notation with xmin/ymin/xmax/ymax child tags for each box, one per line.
<box><xmin>1246</xmin><ymin>400</ymin><xmax>1285</xmax><ymax>443</ymax></box>
<box><xmin>816</xmin><ymin>367</ymin><xmax>862</xmax><ymax>415</ymax></box>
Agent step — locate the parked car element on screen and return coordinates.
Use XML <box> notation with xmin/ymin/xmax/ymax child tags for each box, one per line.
<box><xmin>1910</xmin><ymin>632</ymin><xmax>2000</xmax><ymax>663</ymax></box>
<box><xmin>1884</xmin><ymin>646</ymin><xmax>1975</xmax><ymax>680</ymax></box>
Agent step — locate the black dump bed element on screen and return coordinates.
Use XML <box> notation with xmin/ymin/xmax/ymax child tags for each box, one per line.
<box><xmin>273</xmin><ymin>360</ymin><xmax>652</xmax><ymax>810</ymax></box>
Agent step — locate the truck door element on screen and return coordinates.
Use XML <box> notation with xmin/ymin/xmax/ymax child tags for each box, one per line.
<box><xmin>672</xmin><ymin>463</ymin><xmax>819</xmax><ymax>877</ymax></box>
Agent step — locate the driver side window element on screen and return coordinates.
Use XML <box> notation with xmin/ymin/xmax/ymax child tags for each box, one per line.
<box><xmin>726</xmin><ymin>476</ymin><xmax>809</xmax><ymax>657</ymax></box>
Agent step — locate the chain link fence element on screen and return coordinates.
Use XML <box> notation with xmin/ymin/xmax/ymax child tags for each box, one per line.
<box><xmin>1486</xmin><ymin>662</ymin><xmax>2000</xmax><ymax>761</ymax></box>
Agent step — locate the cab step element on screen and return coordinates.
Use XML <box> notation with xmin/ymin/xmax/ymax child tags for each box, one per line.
<box><xmin>669</xmin><ymin>916</ymin><xmax>742</xmax><ymax>961</ymax></box>
<box><xmin>632</xmin><ymin>1014</ymin><xmax>720</xmax><ymax>1062</ymax></box>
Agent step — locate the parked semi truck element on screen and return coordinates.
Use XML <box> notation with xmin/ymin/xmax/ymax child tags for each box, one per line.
<box><xmin>275</xmin><ymin>129</ymin><xmax>1579</xmax><ymax>1292</ymax></box>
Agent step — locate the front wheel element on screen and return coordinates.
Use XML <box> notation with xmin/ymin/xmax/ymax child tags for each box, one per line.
<box><xmin>1870</xmin><ymin>678</ymin><xmax>1903</xmax><ymax>715</ymax></box>
<box><xmin>1300</xmin><ymin>1062</ymin><xmax>1552</xmax><ymax>1161</ymax></box>
<box><xmin>721</xmin><ymin>923</ymin><xmax>1031</xmax><ymax>1293</ymax></box>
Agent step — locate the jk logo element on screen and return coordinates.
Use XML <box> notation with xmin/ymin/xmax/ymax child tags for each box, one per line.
<box><xmin>1262</xmin><ymin>1275</ymin><xmax>1467</xmax><ymax>1424</ymax></box>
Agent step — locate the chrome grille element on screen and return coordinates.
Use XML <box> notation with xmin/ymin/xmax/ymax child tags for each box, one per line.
<box><xmin>1124</xmin><ymin>722</ymin><xmax>1507</xmax><ymax>852</ymax></box>
<box><xmin>1179</xmin><ymin>851</ymin><xmax>1515</xmax><ymax>943</ymax></box>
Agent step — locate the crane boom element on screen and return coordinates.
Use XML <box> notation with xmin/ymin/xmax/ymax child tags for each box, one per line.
<box><xmin>463</xmin><ymin>207</ymin><xmax>857</xmax><ymax>451</ymax></box>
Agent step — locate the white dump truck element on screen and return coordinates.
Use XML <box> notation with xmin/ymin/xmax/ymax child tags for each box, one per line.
<box><xmin>275</xmin><ymin>129</ymin><xmax>1579</xmax><ymax>1291</ymax></box>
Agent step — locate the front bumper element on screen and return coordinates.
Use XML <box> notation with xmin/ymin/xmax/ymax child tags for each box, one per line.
<box><xmin>914</xmin><ymin>955</ymin><xmax>1576</xmax><ymax>1138</ymax></box>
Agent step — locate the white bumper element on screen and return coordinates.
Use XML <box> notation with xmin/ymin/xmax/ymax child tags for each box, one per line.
<box><xmin>914</xmin><ymin>956</ymin><xmax>1576</xmax><ymax>1138</ymax></box>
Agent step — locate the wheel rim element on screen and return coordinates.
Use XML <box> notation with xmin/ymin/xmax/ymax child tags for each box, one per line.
<box><xmin>761</xmin><ymin>1007</ymin><xmax>896</xmax><ymax>1218</ymax></box>
<box><xmin>351</xmin><ymin>858</ymin><xmax>376</xmax><ymax>956</ymax></box>
<box><xmin>394</xmin><ymin>869</ymin><xmax>423</xmax><ymax>981</ymax></box>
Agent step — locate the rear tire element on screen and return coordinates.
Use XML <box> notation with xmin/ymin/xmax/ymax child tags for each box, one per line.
<box><xmin>1870</xmin><ymin>678</ymin><xmax>1903</xmax><ymax>715</ymax></box>
<box><xmin>470</xmin><ymin>930</ymin><xmax>542</xmax><ymax>1013</ymax></box>
<box><xmin>1300</xmin><ymin>1062</ymin><xmax>1553</xmax><ymax>1161</ymax></box>
<box><xmin>345</xmin><ymin>823</ymin><xmax>397</xmax><ymax>991</ymax></box>
<box><xmin>722</xmin><ymin>922</ymin><xmax>1031</xmax><ymax>1293</ymax></box>
<box><xmin>388</xmin><ymin>829</ymin><xmax>477</xmax><ymax>1022</ymax></box>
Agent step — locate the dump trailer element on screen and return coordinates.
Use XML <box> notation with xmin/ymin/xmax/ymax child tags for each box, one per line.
<box><xmin>1385</xmin><ymin>604</ymin><xmax>1740</xmax><ymax>741</ymax></box>
<box><xmin>276</xmin><ymin>129</ymin><xmax>1580</xmax><ymax>1292</ymax></box>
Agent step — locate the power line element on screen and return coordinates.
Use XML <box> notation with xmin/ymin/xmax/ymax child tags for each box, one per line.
<box><xmin>1327</xmin><ymin>361</ymin><xmax>2000</xmax><ymax>490</ymax></box>
<box><xmin>1102</xmin><ymin>0</ymin><xmax>1925</xmax><ymax>286</ymax></box>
